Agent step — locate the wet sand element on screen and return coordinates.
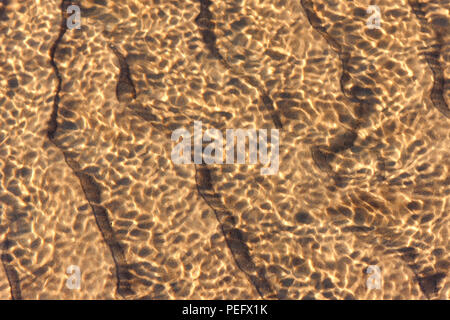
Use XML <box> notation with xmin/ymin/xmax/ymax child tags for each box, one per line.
<box><xmin>0</xmin><ymin>0</ymin><xmax>449</xmax><ymax>299</ymax></box>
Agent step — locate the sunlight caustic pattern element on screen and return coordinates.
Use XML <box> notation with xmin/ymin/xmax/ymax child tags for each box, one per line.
<box><xmin>0</xmin><ymin>0</ymin><xmax>448</xmax><ymax>300</ymax></box>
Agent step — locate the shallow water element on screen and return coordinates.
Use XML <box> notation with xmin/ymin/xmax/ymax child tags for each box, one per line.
<box><xmin>0</xmin><ymin>0</ymin><xmax>449</xmax><ymax>299</ymax></box>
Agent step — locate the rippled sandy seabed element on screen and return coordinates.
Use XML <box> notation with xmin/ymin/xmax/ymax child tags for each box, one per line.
<box><xmin>0</xmin><ymin>0</ymin><xmax>449</xmax><ymax>300</ymax></box>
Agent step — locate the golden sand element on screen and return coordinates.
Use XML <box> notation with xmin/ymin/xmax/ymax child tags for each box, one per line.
<box><xmin>0</xmin><ymin>0</ymin><xmax>448</xmax><ymax>299</ymax></box>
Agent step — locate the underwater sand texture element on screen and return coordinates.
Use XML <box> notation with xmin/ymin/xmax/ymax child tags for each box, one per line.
<box><xmin>0</xmin><ymin>0</ymin><xmax>449</xmax><ymax>299</ymax></box>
